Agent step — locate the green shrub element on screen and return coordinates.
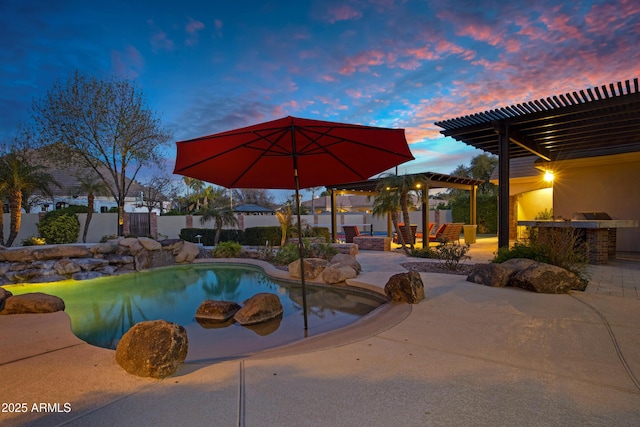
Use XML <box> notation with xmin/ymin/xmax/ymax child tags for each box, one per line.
<box><xmin>179</xmin><ymin>228</ymin><xmax>241</xmax><ymax>245</ymax></box>
<box><xmin>212</xmin><ymin>241</ymin><xmax>242</xmax><ymax>258</ymax></box>
<box><xmin>38</xmin><ymin>209</ymin><xmax>80</xmax><ymax>244</ymax></box>
<box><xmin>436</xmin><ymin>241</ymin><xmax>471</xmax><ymax>271</ymax></box>
<box><xmin>493</xmin><ymin>241</ymin><xmax>548</xmax><ymax>263</ymax></box>
<box><xmin>308</xmin><ymin>241</ymin><xmax>338</xmax><ymax>260</ymax></box>
<box><xmin>240</xmin><ymin>226</ymin><xmax>282</xmax><ymax>246</ymax></box>
<box><xmin>309</xmin><ymin>226</ymin><xmax>330</xmax><ymax>242</ymax></box>
<box><xmin>493</xmin><ymin>228</ymin><xmax>590</xmax><ymax>283</ymax></box>
<box><xmin>22</xmin><ymin>236</ymin><xmax>47</xmax><ymax>246</ymax></box>
<box><xmin>410</xmin><ymin>247</ymin><xmax>440</xmax><ymax>259</ymax></box>
<box><xmin>273</xmin><ymin>243</ymin><xmax>300</xmax><ymax>265</ymax></box>
<box><xmin>411</xmin><ymin>242</ymin><xmax>471</xmax><ymax>270</ymax></box>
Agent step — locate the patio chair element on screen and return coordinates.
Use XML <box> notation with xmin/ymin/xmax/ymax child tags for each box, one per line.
<box><xmin>393</xmin><ymin>224</ymin><xmax>418</xmax><ymax>244</ymax></box>
<box><xmin>342</xmin><ymin>225</ymin><xmax>361</xmax><ymax>243</ymax></box>
<box><xmin>430</xmin><ymin>223</ymin><xmax>464</xmax><ymax>243</ymax></box>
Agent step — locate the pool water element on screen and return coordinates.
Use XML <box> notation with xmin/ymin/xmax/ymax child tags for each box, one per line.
<box><xmin>5</xmin><ymin>264</ymin><xmax>386</xmax><ymax>362</ymax></box>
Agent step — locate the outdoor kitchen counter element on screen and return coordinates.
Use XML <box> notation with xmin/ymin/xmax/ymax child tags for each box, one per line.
<box><xmin>517</xmin><ymin>219</ymin><xmax>638</xmax><ymax>228</ymax></box>
<box><xmin>517</xmin><ymin>219</ymin><xmax>639</xmax><ymax>264</ymax></box>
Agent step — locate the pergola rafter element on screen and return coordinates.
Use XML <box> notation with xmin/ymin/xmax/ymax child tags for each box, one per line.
<box><xmin>435</xmin><ymin>78</ymin><xmax>640</xmax><ymax>247</ymax></box>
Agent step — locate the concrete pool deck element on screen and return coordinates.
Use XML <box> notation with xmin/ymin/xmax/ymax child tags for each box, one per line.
<box><xmin>1</xmin><ymin>237</ymin><xmax>639</xmax><ymax>426</ymax></box>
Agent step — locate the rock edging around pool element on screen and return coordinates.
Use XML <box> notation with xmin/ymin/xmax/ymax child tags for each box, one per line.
<box><xmin>0</xmin><ymin>237</ymin><xmax>201</xmax><ymax>285</ymax></box>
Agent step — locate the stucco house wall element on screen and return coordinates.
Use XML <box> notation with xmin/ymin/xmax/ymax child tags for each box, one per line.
<box><xmin>551</xmin><ymin>155</ymin><xmax>640</xmax><ymax>252</ymax></box>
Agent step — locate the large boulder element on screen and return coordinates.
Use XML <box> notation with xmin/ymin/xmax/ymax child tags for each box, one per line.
<box><xmin>54</xmin><ymin>259</ymin><xmax>82</xmax><ymax>275</ymax></box>
<box><xmin>34</xmin><ymin>245</ymin><xmax>91</xmax><ymax>260</ymax></box>
<box><xmin>74</xmin><ymin>258</ymin><xmax>110</xmax><ymax>271</ymax></box>
<box><xmin>0</xmin><ymin>248</ymin><xmax>35</xmax><ymax>262</ymax></box>
<box><xmin>138</xmin><ymin>237</ymin><xmax>163</xmax><ymax>251</ymax></box>
<box><xmin>115</xmin><ymin>320</ymin><xmax>188</xmax><ymax>379</ymax></box>
<box><xmin>90</xmin><ymin>241</ymin><xmax>121</xmax><ymax>255</ymax></box>
<box><xmin>288</xmin><ymin>258</ymin><xmax>328</xmax><ymax>280</ymax></box>
<box><xmin>0</xmin><ymin>287</ymin><xmax>12</xmax><ymax>311</ymax></box>
<box><xmin>384</xmin><ymin>271</ymin><xmax>425</xmax><ymax>304</ymax></box>
<box><xmin>234</xmin><ymin>293</ymin><xmax>283</xmax><ymax>325</ymax></box>
<box><xmin>467</xmin><ymin>263</ymin><xmax>512</xmax><ymax>287</ymax></box>
<box><xmin>328</xmin><ymin>253</ymin><xmax>362</xmax><ymax>273</ymax></box>
<box><xmin>195</xmin><ymin>300</ymin><xmax>241</xmax><ymax>322</ymax></box>
<box><xmin>509</xmin><ymin>262</ymin><xmax>582</xmax><ymax>294</ymax></box>
<box><xmin>322</xmin><ymin>264</ymin><xmax>358</xmax><ymax>284</ymax></box>
<box><xmin>175</xmin><ymin>241</ymin><xmax>200</xmax><ymax>263</ymax></box>
<box><xmin>4</xmin><ymin>269</ymin><xmax>44</xmax><ymax>283</ymax></box>
<box><xmin>161</xmin><ymin>239</ymin><xmax>184</xmax><ymax>252</ymax></box>
<box><xmin>0</xmin><ymin>292</ymin><xmax>65</xmax><ymax>314</ymax></box>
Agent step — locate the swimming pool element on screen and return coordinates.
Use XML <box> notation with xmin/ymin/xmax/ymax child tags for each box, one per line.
<box><xmin>5</xmin><ymin>264</ymin><xmax>387</xmax><ymax>362</ymax></box>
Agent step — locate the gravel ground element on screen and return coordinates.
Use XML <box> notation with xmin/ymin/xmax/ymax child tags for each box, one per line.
<box><xmin>400</xmin><ymin>261</ymin><xmax>474</xmax><ymax>275</ymax></box>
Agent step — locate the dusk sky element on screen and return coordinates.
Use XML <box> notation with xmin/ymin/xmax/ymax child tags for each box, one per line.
<box><xmin>2</xmin><ymin>0</ymin><xmax>639</xmax><ymax>193</ymax></box>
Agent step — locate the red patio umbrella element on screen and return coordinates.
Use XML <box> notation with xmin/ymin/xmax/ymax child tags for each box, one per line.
<box><xmin>173</xmin><ymin>116</ymin><xmax>414</xmax><ymax>330</ymax></box>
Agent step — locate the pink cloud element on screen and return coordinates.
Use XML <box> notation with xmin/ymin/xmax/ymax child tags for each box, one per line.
<box><xmin>186</xmin><ymin>18</ymin><xmax>205</xmax><ymax>34</ymax></box>
<box><xmin>327</xmin><ymin>5</ymin><xmax>363</xmax><ymax>23</ymax></box>
<box><xmin>585</xmin><ymin>0</ymin><xmax>640</xmax><ymax>34</ymax></box>
<box><xmin>339</xmin><ymin>49</ymin><xmax>385</xmax><ymax>75</ymax></box>
<box><xmin>110</xmin><ymin>45</ymin><xmax>144</xmax><ymax>79</ymax></box>
<box><xmin>185</xmin><ymin>18</ymin><xmax>205</xmax><ymax>46</ymax></box>
<box><xmin>150</xmin><ymin>30</ymin><xmax>174</xmax><ymax>52</ymax></box>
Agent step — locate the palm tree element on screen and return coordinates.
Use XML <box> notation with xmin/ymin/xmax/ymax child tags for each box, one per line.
<box><xmin>370</xmin><ymin>184</ymin><xmax>410</xmax><ymax>255</ymax></box>
<box><xmin>0</xmin><ymin>183</ymin><xmax>6</xmax><ymax>246</ymax></box>
<box><xmin>74</xmin><ymin>173</ymin><xmax>110</xmax><ymax>243</ymax></box>
<box><xmin>0</xmin><ymin>152</ymin><xmax>59</xmax><ymax>246</ymax></box>
<box><xmin>275</xmin><ymin>205</ymin><xmax>293</xmax><ymax>246</ymax></box>
<box><xmin>308</xmin><ymin>186</ymin><xmax>323</xmax><ymax>214</ymax></box>
<box><xmin>199</xmin><ymin>198</ymin><xmax>238</xmax><ymax>245</ymax></box>
<box><xmin>376</xmin><ymin>173</ymin><xmax>429</xmax><ymax>253</ymax></box>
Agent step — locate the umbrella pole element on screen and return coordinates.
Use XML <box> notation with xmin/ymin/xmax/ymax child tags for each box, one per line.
<box><xmin>291</xmin><ymin>124</ymin><xmax>309</xmax><ymax>333</ymax></box>
<box><xmin>294</xmin><ymin>182</ymin><xmax>309</xmax><ymax>333</ymax></box>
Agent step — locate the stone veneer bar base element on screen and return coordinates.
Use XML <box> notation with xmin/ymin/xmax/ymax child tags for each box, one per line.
<box><xmin>353</xmin><ymin>236</ymin><xmax>391</xmax><ymax>251</ymax></box>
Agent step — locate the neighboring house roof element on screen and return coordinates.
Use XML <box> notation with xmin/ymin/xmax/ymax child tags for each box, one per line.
<box><xmin>27</xmin><ymin>151</ymin><xmax>146</xmax><ymax>199</ymax></box>
<box><xmin>233</xmin><ymin>203</ymin><xmax>275</xmax><ymax>214</ymax></box>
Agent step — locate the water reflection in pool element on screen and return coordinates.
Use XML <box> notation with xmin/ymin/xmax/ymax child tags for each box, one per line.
<box><xmin>7</xmin><ymin>264</ymin><xmax>386</xmax><ymax>362</ymax></box>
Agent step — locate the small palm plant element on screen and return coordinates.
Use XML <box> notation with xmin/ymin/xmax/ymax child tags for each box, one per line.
<box><xmin>0</xmin><ymin>151</ymin><xmax>60</xmax><ymax>246</ymax></box>
<box><xmin>200</xmin><ymin>196</ymin><xmax>237</xmax><ymax>245</ymax></box>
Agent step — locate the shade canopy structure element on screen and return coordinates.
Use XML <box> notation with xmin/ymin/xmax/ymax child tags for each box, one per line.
<box><xmin>434</xmin><ymin>78</ymin><xmax>640</xmax><ymax>248</ymax></box>
<box><xmin>173</xmin><ymin>116</ymin><xmax>414</xmax><ymax>331</ymax></box>
<box><xmin>328</xmin><ymin>172</ymin><xmax>485</xmax><ymax>243</ymax></box>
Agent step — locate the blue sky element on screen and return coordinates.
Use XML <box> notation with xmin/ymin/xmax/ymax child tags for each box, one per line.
<box><xmin>1</xmin><ymin>0</ymin><xmax>639</xmax><ymax>197</ymax></box>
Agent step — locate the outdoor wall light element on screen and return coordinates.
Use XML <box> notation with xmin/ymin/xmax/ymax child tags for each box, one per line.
<box><xmin>543</xmin><ymin>170</ymin><xmax>555</xmax><ymax>183</ymax></box>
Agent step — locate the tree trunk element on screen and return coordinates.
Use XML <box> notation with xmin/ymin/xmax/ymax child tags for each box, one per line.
<box><xmin>6</xmin><ymin>189</ymin><xmax>22</xmax><ymax>247</ymax></box>
<box><xmin>118</xmin><ymin>204</ymin><xmax>125</xmax><ymax>236</ymax></box>
<box><xmin>400</xmin><ymin>191</ymin><xmax>414</xmax><ymax>251</ymax></box>
<box><xmin>0</xmin><ymin>202</ymin><xmax>5</xmax><ymax>246</ymax></box>
<box><xmin>215</xmin><ymin>218</ymin><xmax>222</xmax><ymax>245</ymax></box>
<box><xmin>83</xmin><ymin>193</ymin><xmax>94</xmax><ymax>243</ymax></box>
<box><xmin>391</xmin><ymin>212</ymin><xmax>410</xmax><ymax>255</ymax></box>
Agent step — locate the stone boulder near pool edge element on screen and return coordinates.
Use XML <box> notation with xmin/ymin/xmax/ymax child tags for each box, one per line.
<box><xmin>288</xmin><ymin>258</ymin><xmax>328</xmax><ymax>280</ymax></box>
<box><xmin>384</xmin><ymin>271</ymin><xmax>425</xmax><ymax>304</ymax></box>
<box><xmin>466</xmin><ymin>258</ymin><xmax>585</xmax><ymax>293</ymax></box>
<box><xmin>0</xmin><ymin>287</ymin><xmax>13</xmax><ymax>311</ymax></box>
<box><xmin>328</xmin><ymin>253</ymin><xmax>362</xmax><ymax>274</ymax></box>
<box><xmin>322</xmin><ymin>264</ymin><xmax>358</xmax><ymax>284</ymax></box>
<box><xmin>0</xmin><ymin>292</ymin><xmax>65</xmax><ymax>315</ymax></box>
<box><xmin>115</xmin><ymin>320</ymin><xmax>188</xmax><ymax>379</ymax></box>
<box><xmin>510</xmin><ymin>262</ymin><xmax>583</xmax><ymax>294</ymax></box>
<box><xmin>234</xmin><ymin>293</ymin><xmax>283</xmax><ymax>325</ymax></box>
<box><xmin>195</xmin><ymin>300</ymin><xmax>241</xmax><ymax>322</ymax></box>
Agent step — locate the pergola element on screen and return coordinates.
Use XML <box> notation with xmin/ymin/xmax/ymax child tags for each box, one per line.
<box><xmin>327</xmin><ymin>172</ymin><xmax>485</xmax><ymax>242</ymax></box>
<box><xmin>434</xmin><ymin>78</ymin><xmax>640</xmax><ymax>248</ymax></box>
